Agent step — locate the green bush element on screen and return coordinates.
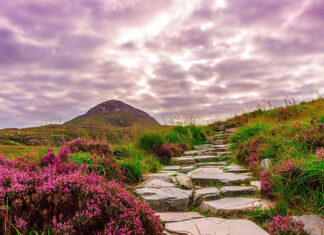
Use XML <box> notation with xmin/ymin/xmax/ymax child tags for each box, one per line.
<box><xmin>138</xmin><ymin>133</ymin><xmax>165</xmax><ymax>152</ymax></box>
<box><xmin>188</xmin><ymin>125</ymin><xmax>206</xmax><ymax>145</ymax></box>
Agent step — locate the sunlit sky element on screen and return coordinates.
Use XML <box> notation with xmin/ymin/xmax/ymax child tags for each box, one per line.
<box><xmin>0</xmin><ymin>0</ymin><xmax>324</xmax><ymax>128</ymax></box>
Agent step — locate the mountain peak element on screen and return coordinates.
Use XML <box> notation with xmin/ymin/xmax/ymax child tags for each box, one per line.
<box><xmin>66</xmin><ymin>100</ymin><xmax>159</xmax><ymax>127</ymax></box>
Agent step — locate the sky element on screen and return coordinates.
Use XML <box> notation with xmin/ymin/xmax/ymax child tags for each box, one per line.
<box><xmin>0</xmin><ymin>0</ymin><xmax>324</xmax><ymax>128</ymax></box>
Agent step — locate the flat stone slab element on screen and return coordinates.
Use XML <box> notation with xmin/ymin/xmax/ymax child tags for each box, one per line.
<box><xmin>164</xmin><ymin>218</ymin><xmax>269</xmax><ymax>235</ymax></box>
<box><xmin>184</xmin><ymin>150</ymin><xmax>208</xmax><ymax>156</ymax></box>
<box><xmin>194</xmin><ymin>155</ymin><xmax>220</xmax><ymax>162</ymax></box>
<box><xmin>135</xmin><ymin>187</ymin><xmax>192</xmax><ymax>211</ymax></box>
<box><xmin>294</xmin><ymin>215</ymin><xmax>324</xmax><ymax>235</ymax></box>
<box><xmin>180</xmin><ymin>165</ymin><xmax>195</xmax><ymax>172</ymax></box>
<box><xmin>200</xmin><ymin>197</ymin><xmax>271</xmax><ymax>214</ymax></box>
<box><xmin>195</xmin><ymin>144</ymin><xmax>211</xmax><ymax>150</ymax></box>
<box><xmin>187</xmin><ymin>167</ymin><xmax>223</xmax><ymax>177</ymax></box>
<box><xmin>194</xmin><ymin>187</ymin><xmax>220</xmax><ymax>204</ymax></box>
<box><xmin>144</xmin><ymin>173</ymin><xmax>171</xmax><ymax>182</ymax></box>
<box><xmin>198</xmin><ymin>161</ymin><xmax>228</xmax><ymax>167</ymax></box>
<box><xmin>161</xmin><ymin>166</ymin><xmax>181</xmax><ymax>171</ymax></box>
<box><xmin>140</xmin><ymin>179</ymin><xmax>175</xmax><ymax>188</ymax></box>
<box><xmin>223</xmin><ymin>165</ymin><xmax>249</xmax><ymax>173</ymax></box>
<box><xmin>157</xmin><ymin>212</ymin><xmax>204</xmax><ymax>222</ymax></box>
<box><xmin>192</xmin><ymin>172</ymin><xmax>251</xmax><ymax>185</ymax></box>
<box><xmin>221</xmin><ymin>186</ymin><xmax>257</xmax><ymax>196</ymax></box>
<box><xmin>173</xmin><ymin>156</ymin><xmax>195</xmax><ymax>165</ymax></box>
<box><xmin>250</xmin><ymin>181</ymin><xmax>261</xmax><ymax>190</ymax></box>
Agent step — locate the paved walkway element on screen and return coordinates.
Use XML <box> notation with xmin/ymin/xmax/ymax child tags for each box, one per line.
<box><xmin>136</xmin><ymin>128</ymin><xmax>272</xmax><ymax>235</ymax></box>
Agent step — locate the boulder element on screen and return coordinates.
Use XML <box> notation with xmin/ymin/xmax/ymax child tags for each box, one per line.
<box><xmin>294</xmin><ymin>215</ymin><xmax>324</xmax><ymax>235</ymax></box>
<box><xmin>260</xmin><ymin>159</ymin><xmax>271</xmax><ymax>170</ymax></box>
<box><xmin>176</xmin><ymin>175</ymin><xmax>193</xmax><ymax>189</ymax></box>
<box><xmin>135</xmin><ymin>187</ymin><xmax>192</xmax><ymax>212</ymax></box>
<box><xmin>164</xmin><ymin>218</ymin><xmax>269</xmax><ymax>235</ymax></box>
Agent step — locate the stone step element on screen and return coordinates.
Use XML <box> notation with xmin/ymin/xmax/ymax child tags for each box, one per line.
<box><xmin>194</xmin><ymin>187</ymin><xmax>220</xmax><ymax>204</ymax></box>
<box><xmin>191</xmin><ymin>172</ymin><xmax>251</xmax><ymax>186</ymax></box>
<box><xmin>173</xmin><ymin>155</ymin><xmax>222</xmax><ymax>165</ymax></box>
<box><xmin>197</xmin><ymin>161</ymin><xmax>228</xmax><ymax>167</ymax></box>
<box><xmin>194</xmin><ymin>144</ymin><xmax>211</xmax><ymax>150</ymax></box>
<box><xmin>220</xmin><ymin>186</ymin><xmax>257</xmax><ymax>196</ymax></box>
<box><xmin>157</xmin><ymin>212</ymin><xmax>204</xmax><ymax>223</ymax></box>
<box><xmin>223</xmin><ymin>164</ymin><xmax>249</xmax><ymax>173</ymax></box>
<box><xmin>200</xmin><ymin>197</ymin><xmax>272</xmax><ymax>215</ymax></box>
<box><xmin>161</xmin><ymin>166</ymin><xmax>181</xmax><ymax>171</ymax></box>
<box><xmin>164</xmin><ymin>218</ymin><xmax>269</xmax><ymax>235</ymax></box>
<box><xmin>135</xmin><ymin>187</ymin><xmax>192</xmax><ymax>212</ymax></box>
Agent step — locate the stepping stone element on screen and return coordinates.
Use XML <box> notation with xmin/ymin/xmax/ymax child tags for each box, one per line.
<box><xmin>161</xmin><ymin>166</ymin><xmax>181</xmax><ymax>171</ymax></box>
<box><xmin>198</xmin><ymin>161</ymin><xmax>228</xmax><ymax>167</ymax></box>
<box><xmin>164</xmin><ymin>218</ymin><xmax>269</xmax><ymax>235</ymax></box>
<box><xmin>139</xmin><ymin>179</ymin><xmax>175</xmax><ymax>188</ymax></box>
<box><xmin>180</xmin><ymin>165</ymin><xmax>195</xmax><ymax>172</ymax></box>
<box><xmin>157</xmin><ymin>212</ymin><xmax>204</xmax><ymax>222</ymax></box>
<box><xmin>194</xmin><ymin>144</ymin><xmax>211</xmax><ymax>150</ymax></box>
<box><xmin>200</xmin><ymin>197</ymin><xmax>272</xmax><ymax>214</ymax></box>
<box><xmin>221</xmin><ymin>186</ymin><xmax>257</xmax><ymax>196</ymax></box>
<box><xmin>194</xmin><ymin>155</ymin><xmax>219</xmax><ymax>162</ymax></box>
<box><xmin>144</xmin><ymin>173</ymin><xmax>171</xmax><ymax>182</ymax></box>
<box><xmin>293</xmin><ymin>215</ymin><xmax>324</xmax><ymax>235</ymax></box>
<box><xmin>250</xmin><ymin>181</ymin><xmax>261</xmax><ymax>190</ymax></box>
<box><xmin>187</xmin><ymin>167</ymin><xmax>223</xmax><ymax>177</ymax></box>
<box><xmin>192</xmin><ymin>172</ymin><xmax>251</xmax><ymax>186</ymax></box>
<box><xmin>194</xmin><ymin>187</ymin><xmax>220</xmax><ymax>204</ymax></box>
<box><xmin>173</xmin><ymin>156</ymin><xmax>195</xmax><ymax>165</ymax></box>
<box><xmin>135</xmin><ymin>187</ymin><xmax>192</xmax><ymax>211</ymax></box>
<box><xmin>184</xmin><ymin>150</ymin><xmax>208</xmax><ymax>156</ymax></box>
<box><xmin>223</xmin><ymin>165</ymin><xmax>249</xmax><ymax>173</ymax></box>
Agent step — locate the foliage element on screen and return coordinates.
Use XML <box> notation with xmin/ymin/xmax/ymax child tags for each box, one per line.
<box><xmin>138</xmin><ymin>133</ymin><xmax>165</xmax><ymax>153</ymax></box>
<box><xmin>0</xmin><ymin>148</ymin><xmax>163</xmax><ymax>234</ymax></box>
<box><xmin>266</xmin><ymin>215</ymin><xmax>308</xmax><ymax>235</ymax></box>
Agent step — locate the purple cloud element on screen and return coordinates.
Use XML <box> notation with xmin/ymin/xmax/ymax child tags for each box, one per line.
<box><xmin>0</xmin><ymin>0</ymin><xmax>323</xmax><ymax>128</ymax></box>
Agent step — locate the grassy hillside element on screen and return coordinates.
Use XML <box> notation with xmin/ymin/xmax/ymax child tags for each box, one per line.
<box><xmin>211</xmin><ymin>98</ymin><xmax>324</xmax><ymax>219</ymax></box>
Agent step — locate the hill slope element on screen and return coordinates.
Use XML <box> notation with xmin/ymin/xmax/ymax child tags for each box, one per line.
<box><xmin>0</xmin><ymin>100</ymin><xmax>161</xmax><ymax>147</ymax></box>
<box><xmin>66</xmin><ymin>100</ymin><xmax>159</xmax><ymax>127</ymax></box>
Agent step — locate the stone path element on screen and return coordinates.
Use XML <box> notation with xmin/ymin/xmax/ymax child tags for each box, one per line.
<box><xmin>135</xmin><ymin>128</ymin><xmax>273</xmax><ymax>234</ymax></box>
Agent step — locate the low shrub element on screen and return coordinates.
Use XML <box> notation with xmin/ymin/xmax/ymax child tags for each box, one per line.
<box><xmin>266</xmin><ymin>215</ymin><xmax>308</xmax><ymax>235</ymax></box>
<box><xmin>155</xmin><ymin>144</ymin><xmax>172</xmax><ymax>164</ymax></box>
<box><xmin>189</xmin><ymin>125</ymin><xmax>206</xmax><ymax>145</ymax></box>
<box><xmin>0</xmin><ymin>153</ymin><xmax>163</xmax><ymax>234</ymax></box>
<box><xmin>63</xmin><ymin>137</ymin><xmax>111</xmax><ymax>156</ymax></box>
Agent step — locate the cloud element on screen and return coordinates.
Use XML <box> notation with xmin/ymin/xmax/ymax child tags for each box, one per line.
<box><xmin>0</xmin><ymin>0</ymin><xmax>323</xmax><ymax>128</ymax></box>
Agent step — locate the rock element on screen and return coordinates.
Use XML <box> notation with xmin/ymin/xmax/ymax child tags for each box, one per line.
<box><xmin>157</xmin><ymin>212</ymin><xmax>204</xmax><ymax>222</ymax></box>
<box><xmin>223</xmin><ymin>164</ymin><xmax>249</xmax><ymax>173</ymax></box>
<box><xmin>198</xmin><ymin>161</ymin><xmax>228</xmax><ymax>167</ymax></box>
<box><xmin>250</xmin><ymin>181</ymin><xmax>261</xmax><ymax>190</ymax></box>
<box><xmin>173</xmin><ymin>156</ymin><xmax>196</xmax><ymax>165</ymax></box>
<box><xmin>194</xmin><ymin>144</ymin><xmax>211</xmax><ymax>150</ymax></box>
<box><xmin>194</xmin><ymin>187</ymin><xmax>220</xmax><ymax>204</ymax></box>
<box><xmin>135</xmin><ymin>187</ymin><xmax>192</xmax><ymax>211</ymax></box>
<box><xmin>187</xmin><ymin>167</ymin><xmax>223</xmax><ymax>177</ymax></box>
<box><xmin>161</xmin><ymin>166</ymin><xmax>181</xmax><ymax>171</ymax></box>
<box><xmin>200</xmin><ymin>197</ymin><xmax>272</xmax><ymax>214</ymax></box>
<box><xmin>294</xmin><ymin>215</ymin><xmax>324</xmax><ymax>235</ymax></box>
<box><xmin>164</xmin><ymin>218</ymin><xmax>269</xmax><ymax>235</ymax></box>
<box><xmin>220</xmin><ymin>186</ymin><xmax>257</xmax><ymax>196</ymax></box>
<box><xmin>194</xmin><ymin>155</ymin><xmax>220</xmax><ymax>162</ymax></box>
<box><xmin>184</xmin><ymin>150</ymin><xmax>207</xmax><ymax>156</ymax></box>
<box><xmin>140</xmin><ymin>179</ymin><xmax>175</xmax><ymax>188</ymax></box>
<box><xmin>176</xmin><ymin>175</ymin><xmax>193</xmax><ymax>189</ymax></box>
<box><xmin>180</xmin><ymin>165</ymin><xmax>195</xmax><ymax>172</ymax></box>
<box><xmin>260</xmin><ymin>159</ymin><xmax>271</xmax><ymax>170</ymax></box>
<box><xmin>144</xmin><ymin>173</ymin><xmax>171</xmax><ymax>182</ymax></box>
<box><xmin>191</xmin><ymin>172</ymin><xmax>251</xmax><ymax>185</ymax></box>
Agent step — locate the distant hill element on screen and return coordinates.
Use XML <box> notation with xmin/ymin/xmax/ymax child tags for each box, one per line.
<box><xmin>0</xmin><ymin>100</ymin><xmax>161</xmax><ymax>147</ymax></box>
<box><xmin>66</xmin><ymin>100</ymin><xmax>159</xmax><ymax>127</ymax></box>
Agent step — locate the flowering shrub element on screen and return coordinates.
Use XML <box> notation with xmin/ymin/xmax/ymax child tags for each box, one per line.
<box><xmin>154</xmin><ymin>144</ymin><xmax>172</xmax><ymax>164</ymax></box>
<box><xmin>266</xmin><ymin>215</ymin><xmax>308</xmax><ymax>235</ymax></box>
<box><xmin>0</xmin><ymin>156</ymin><xmax>163</xmax><ymax>234</ymax></box>
<box><xmin>276</xmin><ymin>159</ymin><xmax>301</xmax><ymax>179</ymax></box>
<box><xmin>179</xmin><ymin>142</ymin><xmax>187</xmax><ymax>151</ymax></box>
<box><xmin>63</xmin><ymin>137</ymin><xmax>111</xmax><ymax>156</ymax></box>
<box><xmin>260</xmin><ymin>170</ymin><xmax>275</xmax><ymax>197</ymax></box>
<box><xmin>169</xmin><ymin>143</ymin><xmax>185</xmax><ymax>156</ymax></box>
